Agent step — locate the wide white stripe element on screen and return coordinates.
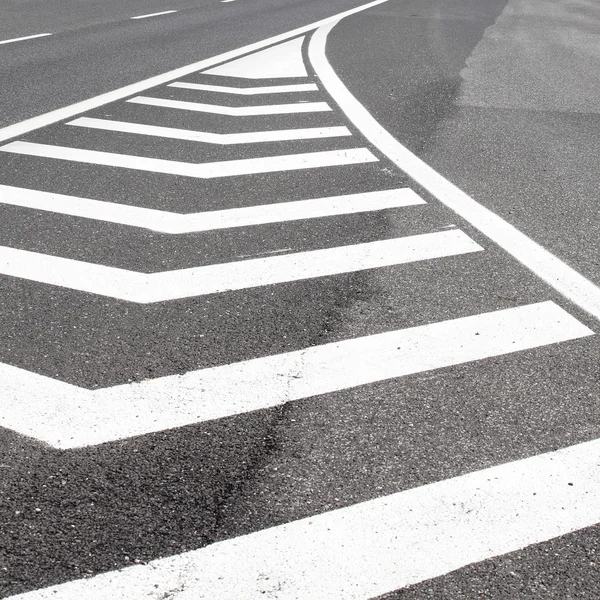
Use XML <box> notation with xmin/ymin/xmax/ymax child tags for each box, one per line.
<box><xmin>68</xmin><ymin>117</ymin><xmax>351</xmax><ymax>144</ymax></box>
<box><xmin>0</xmin><ymin>32</ymin><xmax>52</xmax><ymax>45</ymax></box>
<box><xmin>0</xmin><ymin>186</ymin><xmax>423</xmax><ymax>233</ymax></box>
<box><xmin>0</xmin><ymin>301</ymin><xmax>589</xmax><ymax>449</ymax></box>
<box><xmin>10</xmin><ymin>427</ymin><xmax>600</xmax><ymax>599</ymax></box>
<box><xmin>310</xmin><ymin>22</ymin><xmax>600</xmax><ymax>323</ymax></box>
<box><xmin>0</xmin><ymin>230</ymin><xmax>481</xmax><ymax>303</ymax></box>
<box><xmin>130</xmin><ymin>9</ymin><xmax>177</xmax><ymax>19</ymax></box>
<box><xmin>128</xmin><ymin>95</ymin><xmax>331</xmax><ymax>114</ymax></box>
<box><xmin>168</xmin><ymin>81</ymin><xmax>318</xmax><ymax>94</ymax></box>
<box><xmin>204</xmin><ymin>36</ymin><xmax>307</xmax><ymax>79</ymax></box>
<box><xmin>0</xmin><ymin>0</ymin><xmax>390</xmax><ymax>143</ymax></box>
<box><xmin>0</xmin><ymin>142</ymin><xmax>377</xmax><ymax>178</ymax></box>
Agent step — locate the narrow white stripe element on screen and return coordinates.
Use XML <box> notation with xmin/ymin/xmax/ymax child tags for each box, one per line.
<box><xmin>168</xmin><ymin>81</ymin><xmax>318</xmax><ymax>94</ymax></box>
<box><xmin>0</xmin><ymin>0</ymin><xmax>389</xmax><ymax>143</ymax></box>
<box><xmin>310</xmin><ymin>22</ymin><xmax>600</xmax><ymax>323</ymax></box>
<box><xmin>128</xmin><ymin>95</ymin><xmax>331</xmax><ymax>114</ymax></box>
<box><xmin>0</xmin><ymin>142</ymin><xmax>377</xmax><ymax>178</ymax></box>
<box><xmin>10</xmin><ymin>427</ymin><xmax>600</xmax><ymax>598</ymax></box>
<box><xmin>0</xmin><ymin>186</ymin><xmax>423</xmax><ymax>233</ymax></box>
<box><xmin>0</xmin><ymin>32</ymin><xmax>52</xmax><ymax>45</ymax></box>
<box><xmin>130</xmin><ymin>9</ymin><xmax>177</xmax><ymax>19</ymax></box>
<box><xmin>68</xmin><ymin>117</ymin><xmax>351</xmax><ymax>144</ymax></box>
<box><xmin>0</xmin><ymin>230</ymin><xmax>481</xmax><ymax>303</ymax></box>
<box><xmin>0</xmin><ymin>301</ymin><xmax>589</xmax><ymax>449</ymax></box>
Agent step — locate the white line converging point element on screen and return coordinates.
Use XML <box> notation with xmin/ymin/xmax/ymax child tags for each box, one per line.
<box><xmin>130</xmin><ymin>10</ymin><xmax>177</xmax><ymax>19</ymax></box>
<box><xmin>0</xmin><ymin>33</ymin><xmax>52</xmax><ymax>45</ymax></box>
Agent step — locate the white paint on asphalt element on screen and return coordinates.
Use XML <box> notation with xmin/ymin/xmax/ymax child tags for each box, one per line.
<box><xmin>9</xmin><ymin>428</ymin><xmax>600</xmax><ymax>599</ymax></box>
<box><xmin>204</xmin><ymin>36</ymin><xmax>307</xmax><ymax>78</ymax></box>
<box><xmin>68</xmin><ymin>117</ymin><xmax>350</xmax><ymax>144</ymax></box>
<box><xmin>130</xmin><ymin>10</ymin><xmax>177</xmax><ymax>19</ymax></box>
<box><xmin>0</xmin><ymin>186</ymin><xmax>421</xmax><ymax>233</ymax></box>
<box><xmin>0</xmin><ymin>0</ymin><xmax>389</xmax><ymax>143</ymax></box>
<box><xmin>168</xmin><ymin>81</ymin><xmax>318</xmax><ymax>94</ymax></box>
<box><xmin>0</xmin><ymin>230</ymin><xmax>481</xmax><ymax>303</ymax></box>
<box><xmin>128</xmin><ymin>95</ymin><xmax>331</xmax><ymax>114</ymax></box>
<box><xmin>0</xmin><ymin>33</ymin><xmax>52</xmax><ymax>46</ymax></box>
<box><xmin>0</xmin><ymin>142</ymin><xmax>377</xmax><ymax>178</ymax></box>
<box><xmin>310</xmin><ymin>21</ymin><xmax>600</xmax><ymax>323</ymax></box>
<box><xmin>0</xmin><ymin>301</ymin><xmax>587</xmax><ymax>449</ymax></box>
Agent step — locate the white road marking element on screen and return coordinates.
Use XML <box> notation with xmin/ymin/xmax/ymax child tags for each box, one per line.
<box><xmin>0</xmin><ymin>186</ymin><xmax>422</xmax><ymax>233</ymax></box>
<box><xmin>0</xmin><ymin>230</ymin><xmax>481</xmax><ymax>303</ymax></box>
<box><xmin>310</xmin><ymin>21</ymin><xmax>600</xmax><ymax>322</ymax></box>
<box><xmin>204</xmin><ymin>36</ymin><xmax>307</xmax><ymax>79</ymax></box>
<box><xmin>168</xmin><ymin>81</ymin><xmax>318</xmax><ymax>94</ymax></box>
<box><xmin>0</xmin><ymin>0</ymin><xmax>389</xmax><ymax>143</ymax></box>
<box><xmin>130</xmin><ymin>9</ymin><xmax>177</xmax><ymax>19</ymax></box>
<box><xmin>68</xmin><ymin>117</ymin><xmax>350</xmax><ymax>144</ymax></box>
<box><xmin>0</xmin><ymin>32</ymin><xmax>52</xmax><ymax>45</ymax></box>
<box><xmin>0</xmin><ymin>142</ymin><xmax>377</xmax><ymax>178</ymax></box>
<box><xmin>0</xmin><ymin>301</ymin><xmax>587</xmax><ymax>449</ymax></box>
<box><xmin>10</xmin><ymin>426</ymin><xmax>600</xmax><ymax>599</ymax></box>
<box><xmin>128</xmin><ymin>95</ymin><xmax>331</xmax><ymax>114</ymax></box>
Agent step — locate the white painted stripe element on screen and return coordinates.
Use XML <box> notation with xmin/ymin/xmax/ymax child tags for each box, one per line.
<box><xmin>168</xmin><ymin>81</ymin><xmax>318</xmax><ymax>94</ymax></box>
<box><xmin>0</xmin><ymin>32</ymin><xmax>52</xmax><ymax>45</ymax></box>
<box><xmin>128</xmin><ymin>95</ymin><xmax>331</xmax><ymax>114</ymax></box>
<box><xmin>9</xmin><ymin>427</ymin><xmax>600</xmax><ymax>598</ymax></box>
<box><xmin>130</xmin><ymin>9</ymin><xmax>177</xmax><ymax>19</ymax></box>
<box><xmin>0</xmin><ymin>142</ymin><xmax>377</xmax><ymax>178</ymax></box>
<box><xmin>0</xmin><ymin>230</ymin><xmax>481</xmax><ymax>303</ymax></box>
<box><xmin>310</xmin><ymin>22</ymin><xmax>600</xmax><ymax>323</ymax></box>
<box><xmin>204</xmin><ymin>36</ymin><xmax>307</xmax><ymax>79</ymax></box>
<box><xmin>0</xmin><ymin>0</ymin><xmax>389</xmax><ymax>144</ymax></box>
<box><xmin>0</xmin><ymin>301</ymin><xmax>589</xmax><ymax>449</ymax></box>
<box><xmin>0</xmin><ymin>186</ymin><xmax>423</xmax><ymax>233</ymax></box>
<box><xmin>68</xmin><ymin>117</ymin><xmax>351</xmax><ymax>144</ymax></box>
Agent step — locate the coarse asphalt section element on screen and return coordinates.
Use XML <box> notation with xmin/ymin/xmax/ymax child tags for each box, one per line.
<box><xmin>2</xmin><ymin>0</ymin><xmax>600</xmax><ymax>598</ymax></box>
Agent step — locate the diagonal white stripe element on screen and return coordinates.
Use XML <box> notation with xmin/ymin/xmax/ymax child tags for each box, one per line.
<box><xmin>0</xmin><ymin>142</ymin><xmax>377</xmax><ymax>178</ymax></box>
<box><xmin>0</xmin><ymin>230</ymin><xmax>481</xmax><ymax>303</ymax></box>
<box><xmin>168</xmin><ymin>81</ymin><xmax>318</xmax><ymax>94</ymax></box>
<box><xmin>0</xmin><ymin>186</ymin><xmax>423</xmax><ymax>233</ymax></box>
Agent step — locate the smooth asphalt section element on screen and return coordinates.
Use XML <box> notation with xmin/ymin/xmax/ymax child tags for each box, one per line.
<box><xmin>0</xmin><ymin>0</ymin><xmax>372</xmax><ymax>127</ymax></box>
<box><xmin>1</xmin><ymin>0</ymin><xmax>600</xmax><ymax>598</ymax></box>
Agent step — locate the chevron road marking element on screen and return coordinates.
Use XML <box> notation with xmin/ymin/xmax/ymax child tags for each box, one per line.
<box><xmin>0</xmin><ymin>186</ymin><xmax>423</xmax><ymax>233</ymax></box>
<box><xmin>67</xmin><ymin>117</ymin><xmax>351</xmax><ymax>144</ymax></box>
<box><xmin>0</xmin><ymin>301</ymin><xmax>588</xmax><ymax>449</ymax></box>
<box><xmin>0</xmin><ymin>230</ymin><xmax>482</xmax><ymax>302</ymax></box>
<box><xmin>9</xmin><ymin>430</ymin><xmax>600</xmax><ymax>599</ymax></box>
<box><xmin>168</xmin><ymin>81</ymin><xmax>319</xmax><ymax>94</ymax></box>
<box><xmin>0</xmin><ymin>143</ymin><xmax>377</xmax><ymax>178</ymax></box>
<box><xmin>127</xmin><ymin>95</ymin><xmax>331</xmax><ymax>115</ymax></box>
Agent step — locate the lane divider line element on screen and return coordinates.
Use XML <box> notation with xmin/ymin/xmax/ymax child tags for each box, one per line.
<box><xmin>168</xmin><ymin>81</ymin><xmax>319</xmax><ymax>94</ymax></box>
<box><xmin>0</xmin><ymin>230</ymin><xmax>481</xmax><ymax>303</ymax></box>
<box><xmin>130</xmin><ymin>10</ymin><xmax>177</xmax><ymax>19</ymax></box>
<box><xmin>0</xmin><ymin>0</ymin><xmax>390</xmax><ymax>143</ymax></box>
<box><xmin>0</xmin><ymin>301</ymin><xmax>586</xmax><ymax>449</ymax></box>
<box><xmin>0</xmin><ymin>186</ymin><xmax>421</xmax><ymax>233</ymax></box>
<box><xmin>310</xmin><ymin>21</ymin><xmax>600</xmax><ymax>323</ymax></box>
<box><xmin>0</xmin><ymin>32</ymin><xmax>52</xmax><ymax>46</ymax></box>
<box><xmin>128</xmin><ymin>95</ymin><xmax>331</xmax><ymax>115</ymax></box>
<box><xmin>67</xmin><ymin>117</ymin><xmax>351</xmax><ymax>144</ymax></box>
<box><xmin>0</xmin><ymin>142</ymin><xmax>377</xmax><ymax>178</ymax></box>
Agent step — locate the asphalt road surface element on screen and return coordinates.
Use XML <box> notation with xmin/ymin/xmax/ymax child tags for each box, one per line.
<box><xmin>1</xmin><ymin>0</ymin><xmax>600</xmax><ymax>598</ymax></box>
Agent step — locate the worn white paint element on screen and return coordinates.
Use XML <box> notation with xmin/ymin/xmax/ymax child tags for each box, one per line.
<box><xmin>0</xmin><ymin>186</ymin><xmax>423</xmax><ymax>233</ymax></box>
<box><xmin>67</xmin><ymin>117</ymin><xmax>350</xmax><ymax>144</ymax></box>
<box><xmin>310</xmin><ymin>21</ymin><xmax>600</xmax><ymax>323</ymax></box>
<box><xmin>204</xmin><ymin>36</ymin><xmax>307</xmax><ymax>78</ymax></box>
<box><xmin>0</xmin><ymin>301</ymin><xmax>587</xmax><ymax>449</ymax></box>
<box><xmin>0</xmin><ymin>230</ymin><xmax>481</xmax><ymax>303</ymax></box>
<box><xmin>0</xmin><ymin>142</ymin><xmax>377</xmax><ymax>178</ymax></box>
<box><xmin>168</xmin><ymin>81</ymin><xmax>318</xmax><ymax>94</ymax></box>
<box><xmin>127</xmin><ymin>95</ymin><xmax>331</xmax><ymax>114</ymax></box>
